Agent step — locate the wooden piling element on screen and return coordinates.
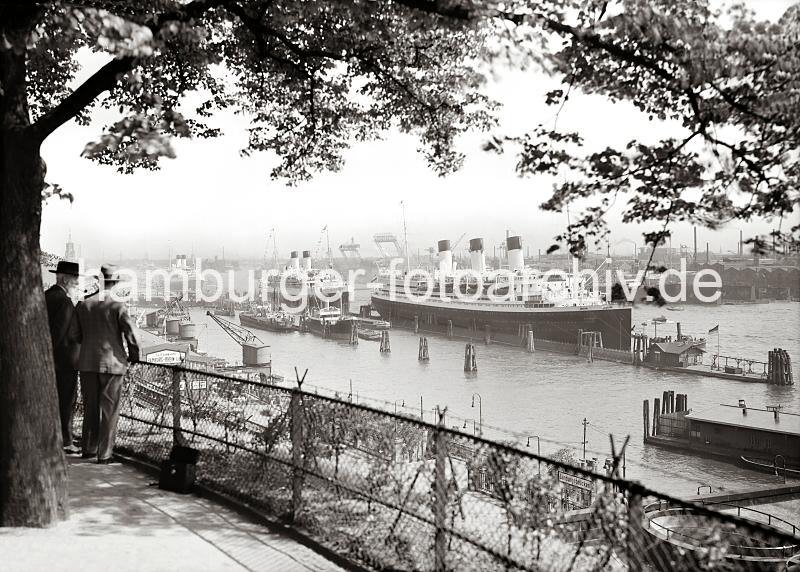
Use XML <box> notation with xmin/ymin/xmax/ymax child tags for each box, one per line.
<box><xmin>768</xmin><ymin>350</ymin><xmax>774</xmax><ymax>383</ymax></box>
<box><xmin>526</xmin><ymin>329</ymin><xmax>535</xmax><ymax>353</ymax></box>
<box><xmin>419</xmin><ymin>337</ymin><xmax>430</xmax><ymax>361</ymax></box>
<box><xmin>653</xmin><ymin>398</ymin><xmax>660</xmax><ymax>436</ymax></box>
<box><xmin>380</xmin><ymin>331</ymin><xmax>391</xmax><ymax>353</ymax></box>
<box><xmin>414</xmin><ymin>315</ymin><xmax>419</xmax><ymax>334</ymax></box>
<box><xmin>447</xmin><ymin>320</ymin><xmax>454</xmax><ymax>339</ymax></box>
<box><xmin>661</xmin><ymin>391</ymin><xmax>668</xmax><ymax>415</ymax></box>
<box><xmin>484</xmin><ymin>324</ymin><xmax>491</xmax><ymax>345</ymax></box>
<box><xmin>464</xmin><ymin>343</ymin><xmax>477</xmax><ymax>372</ymax></box>
<box><xmin>350</xmin><ymin>321</ymin><xmax>358</xmax><ymax>345</ymax></box>
<box><xmin>643</xmin><ymin>399</ymin><xmax>650</xmax><ymax>442</ymax></box>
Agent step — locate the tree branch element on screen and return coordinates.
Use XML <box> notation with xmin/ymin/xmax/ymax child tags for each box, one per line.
<box><xmin>31</xmin><ymin>0</ymin><xmax>227</xmax><ymax>141</ymax></box>
<box><xmin>31</xmin><ymin>56</ymin><xmax>134</xmax><ymax>141</ymax></box>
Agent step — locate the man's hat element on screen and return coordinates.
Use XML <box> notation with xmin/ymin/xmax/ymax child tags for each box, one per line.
<box><xmin>48</xmin><ymin>260</ymin><xmax>81</xmax><ymax>276</ymax></box>
<box><xmin>99</xmin><ymin>264</ymin><xmax>123</xmax><ymax>284</ymax></box>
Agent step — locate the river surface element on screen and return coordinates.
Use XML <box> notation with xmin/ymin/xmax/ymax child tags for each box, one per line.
<box><xmin>181</xmin><ymin>295</ymin><xmax>800</xmax><ymax>516</ymax></box>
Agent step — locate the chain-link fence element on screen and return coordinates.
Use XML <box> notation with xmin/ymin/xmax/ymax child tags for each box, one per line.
<box><xmin>111</xmin><ymin>362</ymin><xmax>799</xmax><ymax>571</ymax></box>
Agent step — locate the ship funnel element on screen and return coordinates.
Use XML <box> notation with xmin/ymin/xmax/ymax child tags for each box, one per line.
<box><xmin>437</xmin><ymin>239</ymin><xmax>452</xmax><ymax>275</ymax></box>
<box><xmin>469</xmin><ymin>238</ymin><xmax>486</xmax><ymax>274</ymax></box>
<box><xmin>289</xmin><ymin>251</ymin><xmax>300</xmax><ymax>270</ymax></box>
<box><xmin>302</xmin><ymin>250</ymin><xmax>312</xmax><ymax>270</ymax></box>
<box><xmin>507</xmin><ymin>235</ymin><xmax>524</xmax><ymax>271</ymax></box>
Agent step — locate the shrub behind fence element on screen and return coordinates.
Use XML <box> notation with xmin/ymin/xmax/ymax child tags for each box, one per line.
<box><xmin>111</xmin><ymin>363</ymin><xmax>799</xmax><ymax>571</ymax></box>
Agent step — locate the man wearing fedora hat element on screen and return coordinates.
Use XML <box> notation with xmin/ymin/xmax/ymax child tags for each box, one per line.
<box><xmin>45</xmin><ymin>260</ymin><xmax>82</xmax><ymax>454</ymax></box>
<box><xmin>70</xmin><ymin>264</ymin><xmax>140</xmax><ymax>464</ymax></box>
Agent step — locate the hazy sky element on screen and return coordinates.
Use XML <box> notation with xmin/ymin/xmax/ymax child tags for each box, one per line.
<box><xmin>40</xmin><ymin>0</ymin><xmax>798</xmax><ymax>262</ymax></box>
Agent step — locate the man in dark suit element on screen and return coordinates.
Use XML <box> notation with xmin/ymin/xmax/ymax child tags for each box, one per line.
<box><xmin>45</xmin><ymin>260</ymin><xmax>81</xmax><ymax>454</ymax></box>
<box><xmin>70</xmin><ymin>265</ymin><xmax>139</xmax><ymax>464</ymax></box>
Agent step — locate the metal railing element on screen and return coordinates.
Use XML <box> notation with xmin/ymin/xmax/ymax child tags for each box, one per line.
<box><xmin>110</xmin><ymin>362</ymin><xmax>800</xmax><ymax>571</ymax></box>
<box><xmin>643</xmin><ymin>501</ymin><xmax>799</xmax><ymax>560</ymax></box>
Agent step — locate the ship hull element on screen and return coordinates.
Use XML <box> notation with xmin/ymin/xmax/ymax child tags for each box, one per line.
<box><xmin>304</xmin><ymin>317</ymin><xmax>356</xmax><ymax>340</ymax></box>
<box><xmin>239</xmin><ymin>313</ymin><xmax>295</xmax><ymax>333</ymax></box>
<box><xmin>370</xmin><ymin>295</ymin><xmax>632</xmax><ymax>351</ymax></box>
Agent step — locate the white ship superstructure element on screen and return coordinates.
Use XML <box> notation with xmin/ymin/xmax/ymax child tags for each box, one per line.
<box><xmin>370</xmin><ymin>235</ymin><xmax>632</xmax><ymax>350</ymax></box>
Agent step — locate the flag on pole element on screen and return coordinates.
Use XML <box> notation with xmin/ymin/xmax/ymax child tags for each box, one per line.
<box><xmin>708</xmin><ymin>324</ymin><xmax>719</xmax><ymax>334</ymax></box>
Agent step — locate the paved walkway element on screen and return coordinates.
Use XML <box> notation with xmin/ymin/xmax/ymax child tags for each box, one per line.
<box><xmin>0</xmin><ymin>457</ymin><xmax>347</xmax><ymax>572</ymax></box>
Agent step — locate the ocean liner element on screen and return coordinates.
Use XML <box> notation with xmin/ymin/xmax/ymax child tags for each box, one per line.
<box><xmin>370</xmin><ymin>236</ymin><xmax>632</xmax><ymax>351</ymax></box>
<box><xmin>266</xmin><ymin>250</ymin><xmax>356</xmax><ymax>339</ymax></box>
<box><xmin>267</xmin><ymin>250</ymin><xmax>351</xmax><ymax>315</ymax></box>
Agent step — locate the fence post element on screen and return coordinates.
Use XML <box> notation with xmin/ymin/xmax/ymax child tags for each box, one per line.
<box><xmin>434</xmin><ymin>409</ymin><xmax>448</xmax><ymax>572</ymax></box>
<box><xmin>626</xmin><ymin>485</ymin><xmax>644</xmax><ymax>568</ymax></box>
<box><xmin>172</xmin><ymin>368</ymin><xmax>185</xmax><ymax>446</ymax></box>
<box><xmin>290</xmin><ymin>389</ymin><xmax>304</xmax><ymax>523</ymax></box>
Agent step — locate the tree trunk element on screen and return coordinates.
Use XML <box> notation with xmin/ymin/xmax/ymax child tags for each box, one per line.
<box><xmin>0</xmin><ymin>22</ymin><xmax>68</xmax><ymax>527</ymax></box>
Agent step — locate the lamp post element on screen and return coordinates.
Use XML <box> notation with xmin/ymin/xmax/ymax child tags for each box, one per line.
<box><xmin>471</xmin><ymin>393</ymin><xmax>483</xmax><ymax>436</ymax></box>
<box><xmin>526</xmin><ymin>435</ymin><xmax>541</xmax><ymax>476</ymax></box>
<box><xmin>462</xmin><ymin>418</ymin><xmax>477</xmax><ymax>436</ymax></box>
<box><xmin>394</xmin><ymin>399</ymin><xmax>404</xmax><ymax>432</ymax></box>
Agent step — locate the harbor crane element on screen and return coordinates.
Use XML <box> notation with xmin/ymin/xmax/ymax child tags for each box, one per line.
<box><xmin>165</xmin><ymin>294</ymin><xmax>191</xmax><ymax>322</ymax></box>
<box><xmin>450</xmin><ymin>232</ymin><xmax>467</xmax><ymax>252</ymax></box>
<box><xmin>206</xmin><ymin>311</ymin><xmax>271</xmax><ymax>366</ymax></box>
<box><xmin>373</xmin><ymin>233</ymin><xmax>403</xmax><ymax>258</ymax></box>
<box><xmin>338</xmin><ymin>237</ymin><xmax>362</xmax><ymax>260</ymax></box>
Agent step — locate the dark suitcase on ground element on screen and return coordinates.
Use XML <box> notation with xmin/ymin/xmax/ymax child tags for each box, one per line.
<box><xmin>158</xmin><ymin>446</ymin><xmax>199</xmax><ymax>494</ymax></box>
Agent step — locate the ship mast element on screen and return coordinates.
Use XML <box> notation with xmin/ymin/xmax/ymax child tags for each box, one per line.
<box><xmin>401</xmin><ymin>200</ymin><xmax>409</xmax><ymax>270</ymax></box>
<box><xmin>326</xmin><ymin>226</ymin><xmax>332</xmax><ymax>266</ymax></box>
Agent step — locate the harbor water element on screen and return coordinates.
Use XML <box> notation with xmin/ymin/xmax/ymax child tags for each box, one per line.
<box><xmin>185</xmin><ymin>295</ymin><xmax>800</xmax><ymax>509</ymax></box>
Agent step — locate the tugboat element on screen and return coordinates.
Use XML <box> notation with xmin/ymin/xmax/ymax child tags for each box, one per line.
<box><xmin>302</xmin><ymin>305</ymin><xmax>356</xmax><ymax>339</ymax></box>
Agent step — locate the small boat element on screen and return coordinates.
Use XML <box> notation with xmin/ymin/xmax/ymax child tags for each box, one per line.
<box><xmin>666</xmin><ymin>305</ymin><xmax>684</xmax><ymax>311</ymax></box>
<box><xmin>357</xmin><ymin>328</ymin><xmax>383</xmax><ymax>341</ymax></box>
<box><xmin>653</xmin><ymin>315</ymin><xmax>668</xmax><ymax>323</ymax></box>
<box><xmin>355</xmin><ymin>317</ymin><xmax>391</xmax><ymax>330</ymax></box>
<box><xmin>739</xmin><ymin>455</ymin><xmax>800</xmax><ymax>479</ymax></box>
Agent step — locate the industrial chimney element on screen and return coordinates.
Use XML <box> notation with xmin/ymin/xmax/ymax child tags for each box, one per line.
<box><xmin>506</xmin><ymin>236</ymin><xmax>524</xmax><ymax>271</ymax></box>
<box><xmin>289</xmin><ymin>251</ymin><xmax>300</xmax><ymax>270</ymax></box>
<box><xmin>438</xmin><ymin>240</ymin><xmax>452</xmax><ymax>276</ymax></box>
<box><xmin>302</xmin><ymin>250</ymin><xmax>312</xmax><ymax>271</ymax></box>
<box><xmin>469</xmin><ymin>238</ymin><xmax>486</xmax><ymax>274</ymax></box>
